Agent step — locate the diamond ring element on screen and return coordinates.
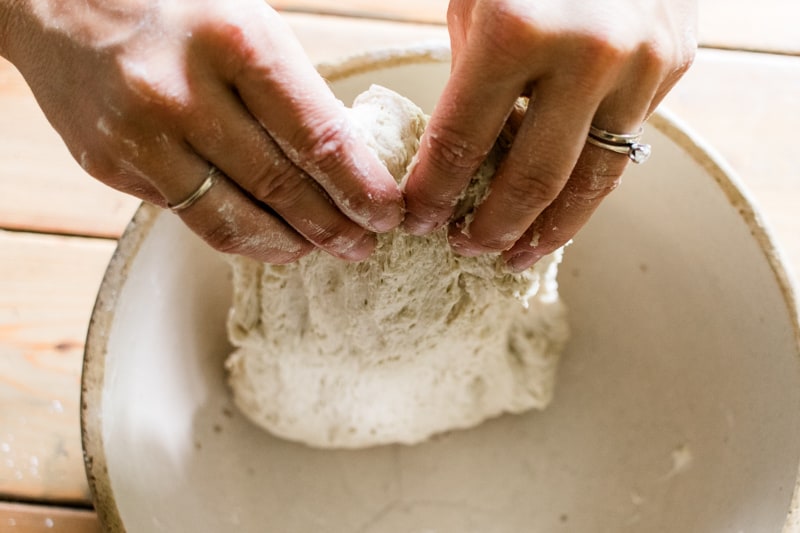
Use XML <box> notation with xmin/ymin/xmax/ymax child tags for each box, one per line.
<box><xmin>587</xmin><ymin>125</ymin><xmax>651</xmax><ymax>164</ymax></box>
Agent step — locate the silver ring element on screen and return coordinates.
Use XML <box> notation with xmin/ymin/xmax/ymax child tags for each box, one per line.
<box><xmin>168</xmin><ymin>166</ymin><xmax>220</xmax><ymax>213</ymax></box>
<box><xmin>587</xmin><ymin>125</ymin><xmax>651</xmax><ymax>164</ymax></box>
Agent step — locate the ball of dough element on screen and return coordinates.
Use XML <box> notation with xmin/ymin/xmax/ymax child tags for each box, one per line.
<box><xmin>225</xmin><ymin>85</ymin><xmax>569</xmax><ymax>449</ymax></box>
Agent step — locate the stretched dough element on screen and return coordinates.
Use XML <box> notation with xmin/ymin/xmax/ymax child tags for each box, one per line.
<box><xmin>225</xmin><ymin>85</ymin><xmax>569</xmax><ymax>448</ymax></box>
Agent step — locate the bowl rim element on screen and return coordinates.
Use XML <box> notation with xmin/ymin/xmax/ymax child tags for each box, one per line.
<box><xmin>80</xmin><ymin>44</ymin><xmax>800</xmax><ymax>533</ymax></box>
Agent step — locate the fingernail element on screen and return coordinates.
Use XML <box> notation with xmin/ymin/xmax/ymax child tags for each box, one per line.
<box><xmin>368</xmin><ymin>195</ymin><xmax>405</xmax><ymax>233</ymax></box>
<box><xmin>448</xmin><ymin>232</ymin><xmax>482</xmax><ymax>257</ymax></box>
<box><xmin>450</xmin><ymin>240</ymin><xmax>482</xmax><ymax>257</ymax></box>
<box><xmin>370</xmin><ymin>210</ymin><xmax>403</xmax><ymax>233</ymax></box>
<box><xmin>366</xmin><ymin>185</ymin><xmax>405</xmax><ymax>233</ymax></box>
<box><xmin>507</xmin><ymin>250</ymin><xmax>542</xmax><ymax>272</ymax></box>
<box><xmin>403</xmin><ymin>213</ymin><xmax>438</xmax><ymax>236</ymax></box>
<box><xmin>337</xmin><ymin>233</ymin><xmax>375</xmax><ymax>262</ymax></box>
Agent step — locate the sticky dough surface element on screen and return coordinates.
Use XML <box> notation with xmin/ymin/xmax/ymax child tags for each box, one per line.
<box><xmin>225</xmin><ymin>85</ymin><xmax>569</xmax><ymax>448</ymax></box>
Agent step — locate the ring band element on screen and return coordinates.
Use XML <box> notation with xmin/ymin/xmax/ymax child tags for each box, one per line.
<box><xmin>587</xmin><ymin>125</ymin><xmax>652</xmax><ymax>164</ymax></box>
<box><xmin>168</xmin><ymin>166</ymin><xmax>220</xmax><ymax>213</ymax></box>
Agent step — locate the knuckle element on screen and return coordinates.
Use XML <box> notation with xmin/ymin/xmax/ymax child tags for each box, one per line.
<box><xmin>251</xmin><ymin>159</ymin><xmax>306</xmax><ymax>206</ymax></box>
<box><xmin>570</xmin><ymin>178</ymin><xmax>621</xmax><ymax>207</ymax></box>
<box><xmin>75</xmin><ymin>147</ymin><xmax>112</xmax><ymax>179</ymax></box>
<box><xmin>406</xmin><ymin>190</ymin><xmax>456</xmax><ymax>225</ymax></box>
<box><xmin>636</xmin><ymin>32</ymin><xmax>697</xmax><ymax>82</ymax></box>
<box><xmin>116</xmin><ymin>60</ymin><xmax>190</xmax><ymax>119</ymax></box>
<box><xmin>534</xmin><ymin>235</ymin><xmax>567</xmax><ymax>255</ymax></box>
<box><xmin>477</xmin><ymin>4</ymin><xmax>542</xmax><ymax>56</ymax></box>
<box><xmin>198</xmin><ymin>217</ymin><xmax>310</xmax><ymax>263</ymax></box>
<box><xmin>198</xmin><ymin>218</ymin><xmax>247</xmax><ymax>255</ymax></box>
<box><xmin>503</xmin><ymin>169</ymin><xmax>563</xmax><ymax>214</ymax></box>
<box><xmin>569</xmin><ymin>176</ymin><xmax>621</xmax><ymax>208</ymax></box>
<box><xmin>636</xmin><ymin>41</ymin><xmax>676</xmax><ymax>78</ymax></box>
<box><xmin>672</xmin><ymin>38</ymin><xmax>697</xmax><ymax>78</ymax></box>
<box><xmin>423</xmin><ymin>124</ymin><xmax>488</xmax><ymax>173</ymax></box>
<box><xmin>473</xmin><ymin>231</ymin><xmax>518</xmax><ymax>252</ymax></box>
<box><xmin>296</xmin><ymin>117</ymin><xmax>352</xmax><ymax>175</ymax></box>
<box><xmin>574</xmin><ymin>32</ymin><xmax>631</xmax><ymax>75</ymax></box>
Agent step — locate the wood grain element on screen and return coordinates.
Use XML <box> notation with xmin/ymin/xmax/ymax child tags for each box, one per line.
<box><xmin>698</xmin><ymin>0</ymin><xmax>800</xmax><ymax>55</ymax></box>
<box><xmin>273</xmin><ymin>0</ymin><xmax>447</xmax><ymax>24</ymax></box>
<box><xmin>288</xmin><ymin>12</ymin><xmax>447</xmax><ymax>64</ymax></box>
<box><xmin>0</xmin><ymin>231</ymin><xmax>115</xmax><ymax>504</ymax></box>
<box><xmin>0</xmin><ymin>502</ymin><xmax>100</xmax><ymax>533</ymax></box>
<box><xmin>273</xmin><ymin>0</ymin><xmax>800</xmax><ymax>55</ymax></box>
<box><xmin>0</xmin><ymin>62</ymin><xmax>139</xmax><ymax>239</ymax></box>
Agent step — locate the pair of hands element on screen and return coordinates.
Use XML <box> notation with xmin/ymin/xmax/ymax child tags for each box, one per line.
<box><xmin>2</xmin><ymin>0</ymin><xmax>696</xmax><ymax>270</ymax></box>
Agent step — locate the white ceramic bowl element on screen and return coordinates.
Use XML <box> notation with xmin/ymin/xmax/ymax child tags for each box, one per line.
<box><xmin>82</xmin><ymin>47</ymin><xmax>800</xmax><ymax>533</ymax></box>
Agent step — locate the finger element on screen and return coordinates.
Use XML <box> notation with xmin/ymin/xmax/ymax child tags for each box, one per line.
<box><xmin>501</xmin><ymin>145</ymin><xmax>628</xmax><ymax>272</ymax></box>
<box><xmin>401</xmin><ymin>56</ymin><xmax>528</xmax><ymax>235</ymax></box>
<box><xmin>147</xmin><ymin>153</ymin><xmax>312</xmax><ymax>264</ymax></box>
<box><xmin>502</xmin><ymin>74</ymin><xmax>663</xmax><ymax>272</ymax></box>
<box><xmin>183</xmin><ymin>89</ymin><xmax>376</xmax><ymax>262</ymax></box>
<box><xmin>447</xmin><ymin>80</ymin><xmax>601</xmax><ymax>256</ymax></box>
<box><xmin>225</xmin><ymin>20</ymin><xmax>403</xmax><ymax>232</ymax></box>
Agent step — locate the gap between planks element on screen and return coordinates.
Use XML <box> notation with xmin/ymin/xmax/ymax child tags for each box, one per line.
<box><xmin>0</xmin><ymin>501</ymin><xmax>100</xmax><ymax>533</ymax></box>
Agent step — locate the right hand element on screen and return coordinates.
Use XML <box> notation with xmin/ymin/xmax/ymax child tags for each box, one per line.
<box><xmin>3</xmin><ymin>0</ymin><xmax>404</xmax><ymax>263</ymax></box>
<box><xmin>402</xmin><ymin>0</ymin><xmax>696</xmax><ymax>271</ymax></box>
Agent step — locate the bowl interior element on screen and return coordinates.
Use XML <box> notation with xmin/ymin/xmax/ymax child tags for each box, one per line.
<box><xmin>83</xmin><ymin>52</ymin><xmax>800</xmax><ymax>533</ymax></box>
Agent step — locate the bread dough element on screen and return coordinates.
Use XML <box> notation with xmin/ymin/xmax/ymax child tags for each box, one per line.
<box><xmin>225</xmin><ymin>85</ymin><xmax>569</xmax><ymax>449</ymax></box>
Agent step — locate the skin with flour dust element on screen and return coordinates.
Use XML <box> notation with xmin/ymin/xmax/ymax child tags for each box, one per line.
<box><xmin>0</xmin><ymin>0</ymin><xmax>696</xmax><ymax>268</ymax></box>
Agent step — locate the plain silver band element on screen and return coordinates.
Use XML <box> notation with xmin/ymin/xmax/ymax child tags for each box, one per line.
<box><xmin>586</xmin><ymin>136</ymin><xmax>632</xmax><ymax>154</ymax></box>
<box><xmin>168</xmin><ymin>167</ymin><xmax>219</xmax><ymax>213</ymax></box>
<box><xmin>589</xmin><ymin>125</ymin><xmax>643</xmax><ymax>144</ymax></box>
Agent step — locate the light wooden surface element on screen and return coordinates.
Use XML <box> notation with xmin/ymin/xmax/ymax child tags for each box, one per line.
<box><xmin>273</xmin><ymin>0</ymin><xmax>800</xmax><ymax>55</ymax></box>
<box><xmin>0</xmin><ymin>502</ymin><xmax>102</xmax><ymax>532</ymax></box>
<box><xmin>0</xmin><ymin>231</ymin><xmax>114</xmax><ymax>504</ymax></box>
<box><xmin>1</xmin><ymin>3</ymin><xmax>798</xmax><ymax>532</ymax></box>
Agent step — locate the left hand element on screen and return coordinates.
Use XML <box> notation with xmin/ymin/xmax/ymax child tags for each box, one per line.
<box><xmin>402</xmin><ymin>0</ymin><xmax>697</xmax><ymax>271</ymax></box>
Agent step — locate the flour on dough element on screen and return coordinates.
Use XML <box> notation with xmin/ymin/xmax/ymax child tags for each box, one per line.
<box><xmin>225</xmin><ymin>85</ymin><xmax>569</xmax><ymax>449</ymax></box>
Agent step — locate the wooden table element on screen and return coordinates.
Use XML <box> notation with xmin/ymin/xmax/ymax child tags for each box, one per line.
<box><xmin>1</xmin><ymin>2</ymin><xmax>798</xmax><ymax>531</ymax></box>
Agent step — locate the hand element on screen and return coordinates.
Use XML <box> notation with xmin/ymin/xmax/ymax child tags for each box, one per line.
<box><xmin>3</xmin><ymin>0</ymin><xmax>403</xmax><ymax>263</ymax></box>
<box><xmin>403</xmin><ymin>0</ymin><xmax>697</xmax><ymax>271</ymax></box>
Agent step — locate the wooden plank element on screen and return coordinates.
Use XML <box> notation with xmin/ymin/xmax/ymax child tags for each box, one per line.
<box><xmin>287</xmin><ymin>12</ymin><xmax>447</xmax><ymax>63</ymax></box>
<box><xmin>661</xmin><ymin>48</ymin><xmax>800</xmax><ymax>277</ymax></box>
<box><xmin>274</xmin><ymin>0</ymin><xmax>800</xmax><ymax>56</ymax></box>
<box><xmin>0</xmin><ymin>501</ymin><xmax>100</xmax><ymax>533</ymax></box>
<box><xmin>698</xmin><ymin>0</ymin><xmax>800</xmax><ymax>55</ymax></box>
<box><xmin>273</xmin><ymin>0</ymin><xmax>447</xmax><ymax>24</ymax></box>
<box><xmin>0</xmin><ymin>231</ymin><xmax>116</xmax><ymax>505</ymax></box>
